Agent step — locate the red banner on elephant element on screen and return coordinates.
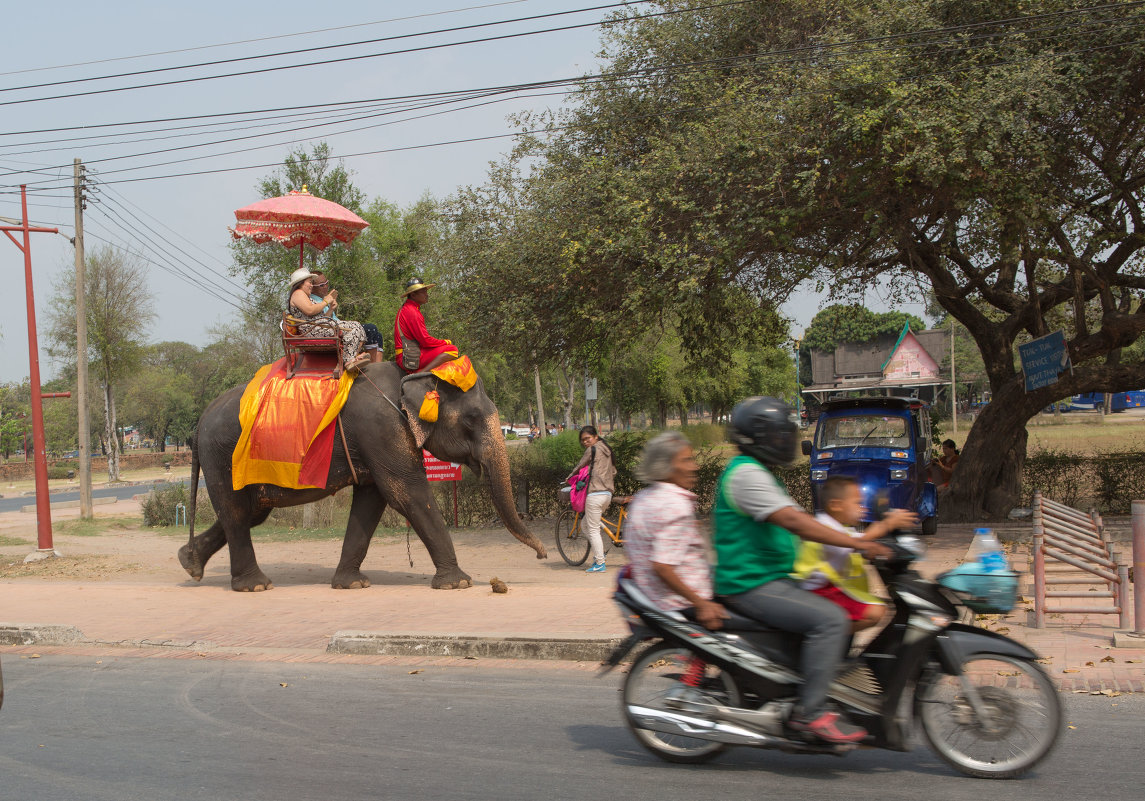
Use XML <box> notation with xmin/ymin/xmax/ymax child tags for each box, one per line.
<box><xmin>423</xmin><ymin>451</ymin><xmax>462</xmax><ymax>482</ymax></box>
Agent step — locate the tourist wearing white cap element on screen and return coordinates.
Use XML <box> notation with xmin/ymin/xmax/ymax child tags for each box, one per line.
<box><xmin>287</xmin><ymin>267</ymin><xmax>368</xmax><ymax>371</ymax></box>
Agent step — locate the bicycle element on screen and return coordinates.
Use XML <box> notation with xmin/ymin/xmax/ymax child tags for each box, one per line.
<box><xmin>554</xmin><ymin>489</ymin><xmax>630</xmax><ymax>566</ymax></box>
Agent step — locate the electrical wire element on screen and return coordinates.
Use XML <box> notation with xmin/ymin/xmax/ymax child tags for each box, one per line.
<box><xmin>97</xmin><ymin>188</ymin><xmax>250</xmax><ymax>295</ymax></box>
<box><xmin>4</xmin><ymin>1</ymin><xmax>1138</xmax><ymax>150</ymax></box>
<box><xmin>1</xmin><ymin>2</ymin><xmax>1141</xmax><ymax>195</ymax></box>
<box><xmin>0</xmin><ymin>0</ymin><xmax>538</xmax><ymax>78</ymax></box>
<box><xmin>0</xmin><ymin>0</ymin><xmax>704</xmax><ymax>108</ymax></box>
<box><xmin>6</xmin><ymin>29</ymin><xmax>1142</xmax><ymax>195</ymax></box>
<box><xmin>86</xmin><ymin>203</ymin><xmax>251</xmax><ymax>314</ymax></box>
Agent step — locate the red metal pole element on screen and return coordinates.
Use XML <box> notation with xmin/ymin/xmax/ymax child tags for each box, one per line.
<box><xmin>18</xmin><ymin>186</ymin><xmax>53</xmax><ymax>553</ymax></box>
<box><xmin>1033</xmin><ymin>491</ymin><xmax>1046</xmax><ymax>629</ymax></box>
<box><xmin>1132</xmin><ymin>500</ymin><xmax>1145</xmax><ymax>635</ymax></box>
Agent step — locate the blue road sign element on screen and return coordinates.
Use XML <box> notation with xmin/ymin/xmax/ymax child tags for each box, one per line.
<box><xmin>1019</xmin><ymin>330</ymin><xmax>1071</xmax><ymax>391</ymax></box>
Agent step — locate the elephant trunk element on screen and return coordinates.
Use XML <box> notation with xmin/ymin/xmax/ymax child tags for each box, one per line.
<box><xmin>480</xmin><ymin>418</ymin><xmax>548</xmax><ymax>559</ymax></box>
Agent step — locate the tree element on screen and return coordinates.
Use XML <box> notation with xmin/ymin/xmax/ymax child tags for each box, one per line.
<box><xmin>465</xmin><ymin>1</ymin><xmax>1145</xmax><ymax>519</ymax></box>
<box><xmin>121</xmin><ymin>367</ymin><xmax>195</xmax><ymax>452</ymax></box>
<box><xmin>47</xmin><ymin>245</ymin><xmax>154</xmax><ymax>481</ymax></box>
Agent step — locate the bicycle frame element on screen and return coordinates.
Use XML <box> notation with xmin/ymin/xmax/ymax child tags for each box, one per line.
<box><xmin>570</xmin><ymin>506</ymin><xmax>625</xmax><ymax>544</ymax></box>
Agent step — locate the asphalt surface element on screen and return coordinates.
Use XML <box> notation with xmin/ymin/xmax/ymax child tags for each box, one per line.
<box><xmin>0</xmin><ymin>479</ymin><xmax>188</xmax><ymax>513</ymax></box>
<box><xmin>0</xmin><ymin>654</ymin><xmax>1139</xmax><ymax>801</ymax></box>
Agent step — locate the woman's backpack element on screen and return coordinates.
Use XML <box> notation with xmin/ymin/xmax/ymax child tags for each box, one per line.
<box><xmin>568</xmin><ymin>464</ymin><xmax>592</xmax><ymax>513</ymax></box>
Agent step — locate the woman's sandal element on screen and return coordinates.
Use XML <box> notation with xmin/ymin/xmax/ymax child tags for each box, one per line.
<box><xmin>345</xmin><ymin>353</ymin><xmax>371</xmax><ymax>372</ymax></box>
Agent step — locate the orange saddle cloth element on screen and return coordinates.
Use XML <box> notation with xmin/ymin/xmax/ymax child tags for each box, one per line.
<box><xmin>232</xmin><ymin>358</ymin><xmax>356</xmax><ymax>491</ymax></box>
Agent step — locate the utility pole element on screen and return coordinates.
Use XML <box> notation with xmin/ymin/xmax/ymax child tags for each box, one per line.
<box><xmin>74</xmin><ymin>159</ymin><xmax>93</xmax><ymax>519</ymax></box>
<box><xmin>0</xmin><ymin>185</ymin><xmax>60</xmax><ymax>559</ymax></box>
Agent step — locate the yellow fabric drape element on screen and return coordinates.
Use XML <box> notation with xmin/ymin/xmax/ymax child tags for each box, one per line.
<box><xmin>431</xmin><ymin>354</ymin><xmax>477</xmax><ymax>392</ymax></box>
<box><xmin>231</xmin><ymin>360</ymin><xmax>356</xmax><ymax>490</ymax></box>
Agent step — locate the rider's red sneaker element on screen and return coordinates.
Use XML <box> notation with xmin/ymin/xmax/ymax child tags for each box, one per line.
<box><xmin>788</xmin><ymin>710</ymin><xmax>868</xmax><ymax>744</ymax></box>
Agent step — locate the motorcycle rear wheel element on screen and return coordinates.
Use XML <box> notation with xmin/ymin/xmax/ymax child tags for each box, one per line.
<box><xmin>916</xmin><ymin>654</ymin><xmax>1061</xmax><ymax>779</ymax></box>
<box><xmin>622</xmin><ymin>644</ymin><xmax>741</xmax><ymax>764</ymax></box>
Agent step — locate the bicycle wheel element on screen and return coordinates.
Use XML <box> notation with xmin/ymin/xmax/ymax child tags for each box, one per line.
<box><xmin>555</xmin><ymin>509</ymin><xmax>590</xmax><ymax>566</ymax></box>
<box><xmin>916</xmin><ymin>654</ymin><xmax>1061</xmax><ymax>779</ymax></box>
<box><xmin>622</xmin><ymin>643</ymin><xmax>740</xmax><ymax>764</ymax></box>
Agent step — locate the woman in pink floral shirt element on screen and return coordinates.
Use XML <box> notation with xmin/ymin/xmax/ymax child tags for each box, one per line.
<box><xmin>625</xmin><ymin>432</ymin><xmax>728</xmax><ymax>630</ymax></box>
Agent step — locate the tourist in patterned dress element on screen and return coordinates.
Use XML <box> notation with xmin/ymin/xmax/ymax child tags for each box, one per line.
<box><xmin>287</xmin><ymin>267</ymin><xmax>367</xmax><ymax>371</ymax></box>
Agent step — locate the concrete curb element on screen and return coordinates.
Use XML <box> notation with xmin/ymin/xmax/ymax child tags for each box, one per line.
<box><xmin>327</xmin><ymin>631</ymin><xmax>623</xmax><ymax>662</ymax></box>
<box><xmin>0</xmin><ymin>624</ymin><xmax>84</xmax><ymax>646</ymax></box>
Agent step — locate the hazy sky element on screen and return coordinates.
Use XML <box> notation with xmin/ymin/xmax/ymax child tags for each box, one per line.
<box><xmin>0</xmin><ymin>0</ymin><xmax>925</xmax><ymax>384</ymax></box>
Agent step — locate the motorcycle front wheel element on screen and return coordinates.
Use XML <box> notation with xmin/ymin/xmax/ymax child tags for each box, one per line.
<box><xmin>622</xmin><ymin>644</ymin><xmax>741</xmax><ymax>764</ymax></box>
<box><xmin>916</xmin><ymin>654</ymin><xmax>1061</xmax><ymax>779</ymax></box>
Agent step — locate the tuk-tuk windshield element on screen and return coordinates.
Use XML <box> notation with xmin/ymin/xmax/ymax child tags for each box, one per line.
<box><xmin>816</xmin><ymin>414</ymin><xmax>910</xmax><ymax>450</ymax></box>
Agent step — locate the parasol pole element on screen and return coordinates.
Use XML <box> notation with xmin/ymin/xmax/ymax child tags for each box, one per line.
<box><xmin>299</xmin><ymin>237</ymin><xmax>305</xmax><ymax>272</ymax></box>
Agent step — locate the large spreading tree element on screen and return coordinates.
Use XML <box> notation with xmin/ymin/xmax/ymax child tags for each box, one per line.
<box><xmin>457</xmin><ymin>0</ymin><xmax>1145</xmax><ymax>519</ymax></box>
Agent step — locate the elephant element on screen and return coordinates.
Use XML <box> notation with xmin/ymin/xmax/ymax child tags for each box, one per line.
<box><xmin>179</xmin><ymin>361</ymin><xmax>547</xmax><ymax>592</ymax></box>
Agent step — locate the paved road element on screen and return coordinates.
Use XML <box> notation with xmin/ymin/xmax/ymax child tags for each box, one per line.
<box><xmin>0</xmin><ymin>479</ymin><xmax>189</xmax><ymax>513</ymax></box>
<box><xmin>0</xmin><ymin>654</ymin><xmax>1137</xmax><ymax>800</ymax></box>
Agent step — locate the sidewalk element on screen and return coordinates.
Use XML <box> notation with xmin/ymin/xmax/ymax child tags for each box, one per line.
<box><xmin>1</xmin><ymin>510</ymin><xmax>1143</xmax><ymax>690</ymax></box>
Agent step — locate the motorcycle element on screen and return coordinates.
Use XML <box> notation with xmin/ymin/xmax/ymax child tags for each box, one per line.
<box><xmin>603</xmin><ymin>535</ymin><xmax>1061</xmax><ymax>778</ymax></box>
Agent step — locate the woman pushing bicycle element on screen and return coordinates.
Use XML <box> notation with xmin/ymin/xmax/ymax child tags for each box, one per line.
<box><xmin>565</xmin><ymin>426</ymin><xmax>616</xmax><ymax>573</ymax></box>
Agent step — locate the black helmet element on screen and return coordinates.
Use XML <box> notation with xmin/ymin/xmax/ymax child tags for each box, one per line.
<box><xmin>729</xmin><ymin>396</ymin><xmax>799</xmax><ymax>466</ymax></box>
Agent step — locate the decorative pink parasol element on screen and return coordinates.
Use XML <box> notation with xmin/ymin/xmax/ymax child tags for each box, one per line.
<box><xmin>230</xmin><ymin>187</ymin><xmax>369</xmax><ymax>270</ymax></box>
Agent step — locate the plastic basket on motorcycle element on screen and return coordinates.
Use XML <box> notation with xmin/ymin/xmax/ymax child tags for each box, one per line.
<box><xmin>937</xmin><ymin>564</ymin><xmax>1019</xmax><ymax>614</ymax></box>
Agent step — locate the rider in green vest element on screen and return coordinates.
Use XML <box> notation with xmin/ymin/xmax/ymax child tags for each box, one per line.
<box><xmin>713</xmin><ymin>396</ymin><xmax>890</xmax><ymax>745</ymax></box>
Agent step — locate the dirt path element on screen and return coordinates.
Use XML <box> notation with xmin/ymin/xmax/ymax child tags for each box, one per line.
<box><xmin>0</xmin><ymin>499</ymin><xmax>618</xmax><ymax>588</ymax></box>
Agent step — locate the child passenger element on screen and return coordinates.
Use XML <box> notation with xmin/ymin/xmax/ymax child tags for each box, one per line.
<box><xmin>793</xmin><ymin>476</ymin><xmax>917</xmax><ymax>632</ymax></box>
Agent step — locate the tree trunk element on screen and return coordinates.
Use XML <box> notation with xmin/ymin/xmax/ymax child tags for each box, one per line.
<box><xmin>944</xmin><ymin>381</ymin><xmax>1034</xmax><ymax>521</ymax></box>
<box><xmin>533</xmin><ymin>364</ymin><xmax>547</xmax><ymax>438</ymax></box>
<box><xmin>103</xmin><ymin>381</ymin><xmax>121</xmax><ymax>482</ymax></box>
<box><xmin>678</xmin><ymin>404</ymin><xmax>689</xmax><ymax>426</ymax></box>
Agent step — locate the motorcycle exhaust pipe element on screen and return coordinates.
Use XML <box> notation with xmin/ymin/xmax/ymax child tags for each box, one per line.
<box><xmin>626</xmin><ymin>704</ymin><xmax>784</xmax><ymax>747</ymax></box>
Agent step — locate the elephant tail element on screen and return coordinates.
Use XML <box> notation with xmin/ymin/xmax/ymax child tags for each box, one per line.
<box><xmin>186</xmin><ymin>437</ymin><xmax>200</xmax><ymax>555</ymax></box>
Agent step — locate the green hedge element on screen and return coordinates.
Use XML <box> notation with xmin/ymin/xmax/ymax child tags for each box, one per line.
<box><xmin>1020</xmin><ymin>450</ymin><xmax>1145</xmax><ymax>513</ymax></box>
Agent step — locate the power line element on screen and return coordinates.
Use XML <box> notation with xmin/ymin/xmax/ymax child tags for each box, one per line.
<box><xmin>3</xmin><ymin>3</ymin><xmax>1141</xmax><ymax>195</ymax></box>
<box><xmin>86</xmin><ymin>203</ymin><xmax>251</xmax><ymax>314</ymax></box>
<box><xmin>0</xmin><ymin>0</ymin><xmax>701</xmax><ymax>109</ymax></box>
<box><xmin>6</xmin><ymin>1</ymin><xmax>1136</xmax><ymax>142</ymax></box>
<box><xmin>0</xmin><ymin>0</ymin><xmax>537</xmax><ymax>78</ymax></box>
<box><xmin>5</xmin><ymin>28</ymin><xmax>1142</xmax><ymax>194</ymax></box>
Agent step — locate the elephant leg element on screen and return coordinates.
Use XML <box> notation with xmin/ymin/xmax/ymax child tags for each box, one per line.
<box><xmin>223</xmin><ymin>505</ymin><xmax>275</xmax><ymax>592</ymax></box>
<box><xmin>378</xmin><ymin>474</ymin><xmax>472</xmax><ymax>590</ymax></box>
<box><xmin>331</xmin><ymin>484</ymin><xmax>385</xmax><ymax>590</ymax></box>
<box><xmin>178</xmin><ymin>510</ymin><xmax>271</xmax><ymax>581</ymax></box>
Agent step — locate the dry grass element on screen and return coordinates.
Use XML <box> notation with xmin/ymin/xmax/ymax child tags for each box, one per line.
<box><xmin>936</xmin><ymin>415</ymin><xmax>1145</xmax><ymax>456</ymax></box>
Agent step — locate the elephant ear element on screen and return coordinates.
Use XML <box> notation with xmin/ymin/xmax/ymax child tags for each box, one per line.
<box><xmin>399</xmin><ymin>373</ymin><xmax>437</xmax><ymax>449</ymax></box>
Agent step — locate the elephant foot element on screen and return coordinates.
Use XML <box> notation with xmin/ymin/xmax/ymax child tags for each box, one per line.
<box><xmin>331</xmin><ymin>569</ymin><xmax>372</xmax><ymax>590</ymax></box>
<box><xmin>431</xmin><ymin>568</ymin><xmax>473</xmax><ymax>590</ymax></box>
<box><xmin>231</xmin><ymin>570</ymin><xmax>274</xmax><ymax>592</ymax></box>
<box><xmin>178</xmin><ymin>543</ymin><xmax>204</xmax><ymax>581</ymax></box>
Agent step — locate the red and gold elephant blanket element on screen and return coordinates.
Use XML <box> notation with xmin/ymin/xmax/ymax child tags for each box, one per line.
<box><xmin>231</xmin><ymin>358</ymin><xmax>355</xmax><ymax>491</ymax></box>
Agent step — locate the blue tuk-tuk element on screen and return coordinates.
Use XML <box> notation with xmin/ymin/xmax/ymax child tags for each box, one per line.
<box><xmin>800</xmin><ymin>396</ymin><xmax>938</xmax><ymax>535</ymax></box>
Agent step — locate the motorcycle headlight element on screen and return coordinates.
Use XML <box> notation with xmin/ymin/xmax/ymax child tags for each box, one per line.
<box><xmin>890</xmin><ymin>469</ymin><xmax>908</xmax><ymax>481</ymax></box>
<box><xmin>811</xmin><ymin>469</ymin><xmax>828</xmax><ymax>481</ymax></box>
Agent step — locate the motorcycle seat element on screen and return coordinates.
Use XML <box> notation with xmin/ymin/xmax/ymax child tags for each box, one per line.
<box><xmin>682</xmin><ymin>604</ymin><xmax>781</xmax><ymax>633</ymax></box>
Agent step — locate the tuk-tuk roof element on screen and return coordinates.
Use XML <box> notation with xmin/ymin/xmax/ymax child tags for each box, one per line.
<box><xmin>821</xmin><ymin>396</ymin><xmax>927</xmax><ymax>413</ymax></box>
